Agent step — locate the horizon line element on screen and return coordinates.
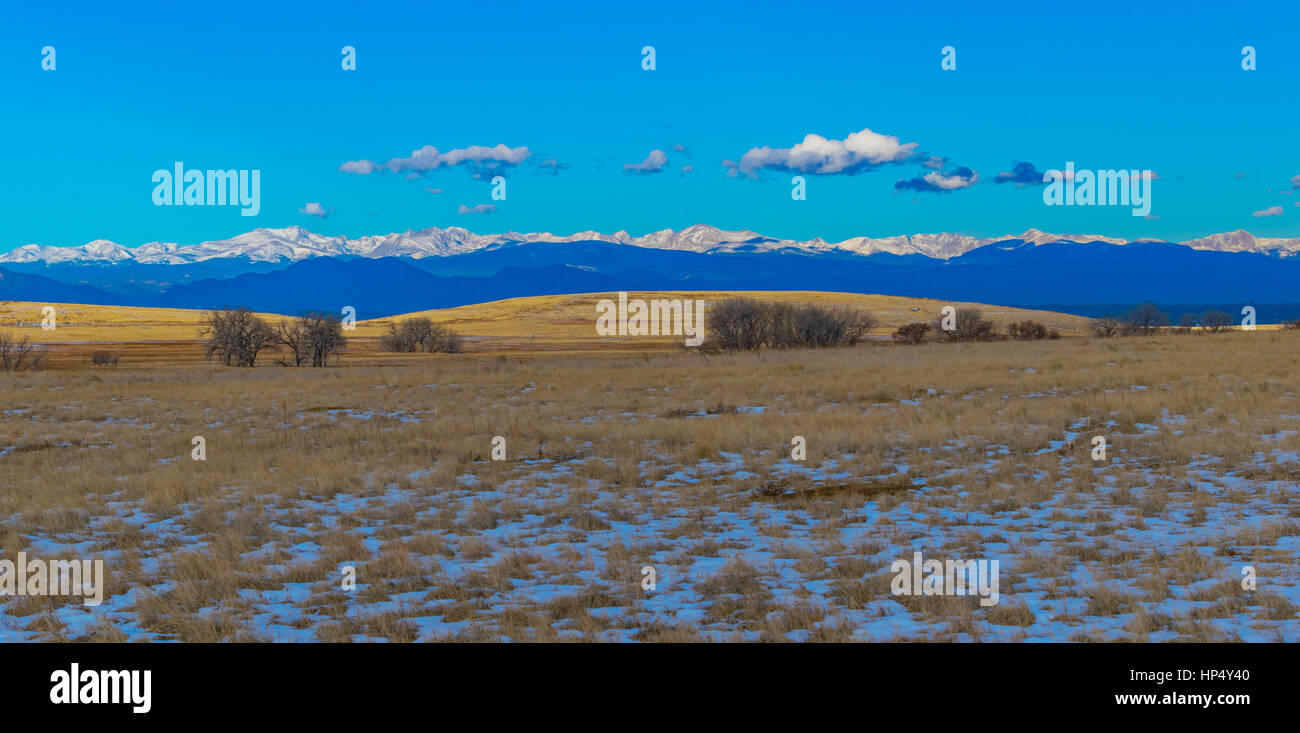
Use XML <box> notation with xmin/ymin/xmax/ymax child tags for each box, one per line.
<box><xmin>3</xmin><ymin>222</ymin><xmax>1297</xmax><ymax>254</ymax></box>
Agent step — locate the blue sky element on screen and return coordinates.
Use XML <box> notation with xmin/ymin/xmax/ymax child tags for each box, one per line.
<box><xmin>3</xmin><ymin>0</ymin><xmax>1299</xmax><ymax>252</ymax></box>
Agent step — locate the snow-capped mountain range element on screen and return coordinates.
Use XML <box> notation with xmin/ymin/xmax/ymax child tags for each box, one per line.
<box><xmin>3</xmin><ymin>225</ymin><xmax>1300</xmax><ymax>266</ymax></box>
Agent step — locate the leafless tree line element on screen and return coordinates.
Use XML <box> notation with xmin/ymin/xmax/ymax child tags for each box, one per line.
<box><xmin>705</xmin><ymin>298</ymin><xmax>876</xmax><ymax>351</ymax></box>
<box><xmin>1007</xmin><ymin>320</ymin><xmax>1061</xmax><ymax>340</ymax></box>
<box><xmin>891</xmin><ymin>308</ymin><xmax>1058</xmax><ymax>344</ymax></box>
<box><xmin>1173</xmin><ymin>310</ymin><xmax>1234</xmax><ymax>334</ymax></box>
<box><xmin>201</xmin><ymin>308</ymin><xmax>345</xmax><ymax>367</ymax></box>
<box><xmin>1092</xmin><ymin>304</ymin><xmax>1239</xmax><ymax>337</ymax></box>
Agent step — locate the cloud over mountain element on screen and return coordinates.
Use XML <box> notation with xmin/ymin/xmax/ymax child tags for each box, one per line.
<box><xmin>624</xmin><ymin>149</ymin><xmax>668</xmax><ymax>174</ymax></box>
<box><xmin>724</xmin><ymin>127</ymin><xmax>918</xmax><ymax>178</ymax></box>
<box><xmin>341</xmin><ymin>144</ymin><xmax>534</xmax><ymax>177</ymax></box>
<box><xmin>995</xmin><ymin>162</ymin><xmax>1046</xmax><ymax>185</ymax></box>
<box><xmin>895</xmin><ymin>166</ymin><xmax>979</xmax><ymax>193</ymax></box>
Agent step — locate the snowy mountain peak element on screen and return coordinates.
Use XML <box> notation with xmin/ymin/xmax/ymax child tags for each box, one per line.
<box><xmin>5</xmin><ymin>225</ymin><xmax>1300</xmax><ymax>266</ymax></box>
<box><xmin>1013</xmin><ymin>228</ymin><xmax>1128</xmax><ymax>246</ymax></box>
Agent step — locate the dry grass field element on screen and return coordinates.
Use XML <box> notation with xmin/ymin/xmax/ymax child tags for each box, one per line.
<box><xmin>350</xmin><ymin>291</ymin><xmax>1094</xmax><ymax>345</ymax></box>
<box><xmin>0</xmin><ymin>293</ymin><xmax>1094</xmax><ymax>369</ymax></box>
<box><xmin>0</xmin><ymin>294</ymin><xmax>1297</xmax><ymax>642</ymax></box>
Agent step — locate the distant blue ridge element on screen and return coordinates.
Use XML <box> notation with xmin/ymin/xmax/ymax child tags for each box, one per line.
<box><xmin>3</xmin><ymin>239</ymin><xmax>1299</xmax><ymax>321</ymax></box>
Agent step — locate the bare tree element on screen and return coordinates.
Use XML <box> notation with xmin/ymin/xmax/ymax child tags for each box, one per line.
<box><xmin>273</xmin><ymin>312</ymin><xmax>345</xmax><ymax>367</ymax></box>
<box><xmin>1092</xmin><ymin>314</ymin><xmax>1123</xmax><ymax>337</ymax></box>
<box><xmin>1175</xmin><ymin>313</ymin><xmax>1197</xmax><ymax>334</ymax></box>
<box><xmin>933</xmin><ymin>308</ymin><xmax>996</xmax><ymax>342</ymax></box>
<box><xmin>1202</xmin><ymin>310</ymin><xmax>1233</xmax><ymax>333</ymax></box>
<box><xmin>0</xmin><ymin>331</ymin><xmax>47</xmax><ymax>372</ymax></box>
<box><xmin>275</xmin><ymin>318</ymin><xmax>308</xmax><ymax>366</ymax></box>
<box><xmin>835</xmin><ymin>307</ymin><xmax>877</xmax><ymax>346</ymax></box>
<box><xmin>302</xmin><ymin>312</ymin><xmax>347</xmax><ymax>366</ymax></box>
<box><xmin>1091</xmin><ymin>317</ymin><xmax>1122</xmax><ymax>338</ymax></box>
<box><xmin>1120</xmin><ymin>303</ymin><xmax>1169</xmax><ymax>336</ymax></box>
<box><xmin>201</xmin><ymin>308</ymin><xmax>277</xmax><ymax>367</ymax></box>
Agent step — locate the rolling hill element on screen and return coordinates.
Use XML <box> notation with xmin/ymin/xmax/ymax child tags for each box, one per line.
<box><xmin>0</xmin><ymin>292</ymin><xmax>1094</xmax><ymax>349</ymax></box>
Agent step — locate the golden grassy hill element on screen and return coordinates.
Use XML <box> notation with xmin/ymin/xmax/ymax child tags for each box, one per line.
<box><xmin>0</xmin><ymin>301</ymin><xmax>283</xmax><ymax>342</ymax></box>
<box><xmin>352</xmin><ymin>291</ymin><xmax>1094</xmax><ymax>343</ymax></box>
<box><xmin>0</xmin><ymin>292</ymin><xmax>1096</xmax><ymax>368</ymax></box>
<box><xmin>2</xmin><ymin>292</ymin><xmax>1094</xmax><ymax>343</ymax></box>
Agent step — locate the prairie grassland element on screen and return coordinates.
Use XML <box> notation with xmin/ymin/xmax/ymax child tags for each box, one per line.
<box><xmin>2</xmin><ymin>294</ymin><xmax>1095</xmax><ymax>369</ymax></box>
<box><xmin>1</xmin><ymin>331</ymin><xmax>1298</xmax><ymax>641</ymax></box>
<box><xmin>0</xmin><ymin>302</ymin><xmax>286</xmax><ymax>342</ymax></box>
<box><xmin>350</xmin><ymin>291</ymin><xmax>1095</xmax><ymax>343</ymax></box>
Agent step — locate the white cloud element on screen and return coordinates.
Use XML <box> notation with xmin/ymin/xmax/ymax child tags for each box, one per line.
<box><xmin>895</xmin><ymin>165</ymin><xmax>978</xmax><ymax>193</ymax></box>
<box><xmin>625</xmin><ymin>149</ymin><xmax>668</xmax><ymax>174</ymax></box>
<box><xmin>341</xmin><ymin>144</ymin><xmax>533</xmax><ymax>176</ymax></box>
<box><xmin>298</xmin><ymin>202</ymin><xmax>328</xmax><ymax>218</ymax></box>
<box><xmin>338</xmin><ymin>160</ymin><xmax>379</xmax><ymax>174</ymax></box>
<box><xmin>724</xmin><ymin>127</ymin><xmax>918</xmax><ymax>178</ymax></box>
<box><xmin>922</xmin><ymin>169</ymin><xmax>978</xmax><ymax>190</ymax></box>
<box><xmin>457</xmin><ymin>203</ymin><xmax>497</xmax><ymax>215</ymax></box>
<box><xmin>1253</xmin><ymin>205</ymin><xmax>1284</xmax><ymax>218</ymax></box>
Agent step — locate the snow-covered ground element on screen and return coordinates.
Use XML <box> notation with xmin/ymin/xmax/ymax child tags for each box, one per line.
<box><xmin>1</xmin><ymin>340</ymin><xmax>1297</xmax><ymax>642</ymax></box>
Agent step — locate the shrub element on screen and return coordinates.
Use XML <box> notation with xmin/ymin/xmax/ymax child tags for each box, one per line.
<box><xmin>1007</xmin><ymin>320</ymin><xmax>1057</xmax><ymax>340</ymax></box>
<box><xmin>783</xmin><ymin>303</ymin><xmax>875</xmax><ymax>348</ymax></box>
<box><xmin>379</xmin><ymin>317</ymin><xmax>462</xmax><ymax>354</ymax></box>
<box><xmin>1091</xmin><ymin>317</ymin><xmax>1122</xmax><ymax>338</ymax></box>
<box><xmin>704</xmin><ymin>298</ymin><xmax>769</xmax><ymax>351</ymax></box>
<box><xmin>893</xmin><ymin>322</ymin><xmax>931</xmax><ymax>344</ymax></box>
